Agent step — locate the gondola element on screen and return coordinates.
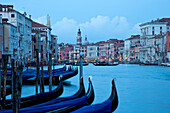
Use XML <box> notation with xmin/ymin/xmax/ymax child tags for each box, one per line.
<box><xmin>1</xmin><ymin>77</ymin><xmax>63</xmax><ymax>109</ymax></box>
<box><xmin>70</xmin><ymin>79</ymin><xmax>118</xmax><ymax>113</ymax></box>
<box><xmin>2</xmin><ymin>72</ymin><xmax>36</xmax><ymax>85</ymax></box>
<box><xmin>1</xmin><ymin>65</ymin><xmax>66</xmax><ymax>76</ymax></box>
<box><xmin>24</xmin><ymin>66</ymin><xmax>78</xmax><ymax>85</ymax></box>
<box><xmin>27</xmin><ymin>65</ymin><xmax>66</xmax><ymax>74</ymax></box>
<box><xmin>20</xmin><ymin>76</ymin><xmax>85</xmax><ymax>109</ymax></box>
<box><xmin>1</xmin><ymin>77</ymin><xmax>94</xmax><ymax>113</ymax></box>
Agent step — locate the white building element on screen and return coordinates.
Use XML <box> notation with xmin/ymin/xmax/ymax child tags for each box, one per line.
<box><xmin>124</xmin><ymin>39</ymin><xmax>131</xmax><ymax>61</ymax></box>
<box><xmin>139</xmin><ymin>18</ymin><xmax>170</xmax><ymax>63</ymax></box>
<box><xmin>2</xmin><ymin>23</ymin><xmax>17</xmax><ymax>62</ymax></box>
<box><xmin>86</xmin><ymin>44</ymin><xmax>99</xmax><ymax>62</ymax></box>
<box><xmin>32</xmin><ymin>18</ymin><xmax>52</xmax><ymax>62</ymax></box>
<box><xmin>0</xmin><ymin>4</ymin><xmax>32</xmax><ymax>63</ymax></box>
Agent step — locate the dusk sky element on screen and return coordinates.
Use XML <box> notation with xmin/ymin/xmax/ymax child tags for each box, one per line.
<box><xmin>1</xmin><ymin>0</ymin><xmax>170</xmax><ymax>43</ymax></box>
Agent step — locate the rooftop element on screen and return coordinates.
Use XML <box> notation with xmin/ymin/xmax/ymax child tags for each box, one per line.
<box><xmin>140</xmin><ymin>18</ymin><xmax>170</xmax><ymax>26</ymax></box>
<box><xmin>32</xmin><ymin>21</ymin><xmax>47</xmax><ymax>28</ymax></box>
<box><xmin>125</xmin><ymin>35</ymin><xmax>140</xmax><ymax>40</ymax></box>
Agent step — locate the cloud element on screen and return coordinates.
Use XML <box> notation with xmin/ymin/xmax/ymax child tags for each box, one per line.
<box><xmin>33</xmin><ymin>16</ymin><xmax>47</xmax><ymax>25</ymax></box>
<box><xmin>34</xmin><ymin>15</ymin><xmax>140</xmax><ymax>43</ymax></box>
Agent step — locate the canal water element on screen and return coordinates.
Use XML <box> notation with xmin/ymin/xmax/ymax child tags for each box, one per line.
<box><xmin>62</xmin><ymin>64</ymin><xmax>170</xmax><ymax>113</ymax></box>
<box><xmin>10</xmin><ymin>64</ymin><xmax>170</xmax><ymax>113</ymax></box>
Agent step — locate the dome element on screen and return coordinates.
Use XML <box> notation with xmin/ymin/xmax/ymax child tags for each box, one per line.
<box><xmin>83</xmin><ymin>35</ymin><xmax>89</xmax><ymax>45</ymax></box>
<box><xmin>83</xmin><ymin>40</ymin><xmax>89</xmax><ymax>45</ymax></box>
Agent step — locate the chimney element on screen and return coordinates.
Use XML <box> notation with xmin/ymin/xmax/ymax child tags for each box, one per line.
<box><xmin>7</xmin><ymin>5</ymin><xmax>13</xmax><ymax>9</ymax></box>
<box><xmin>157</xmin><ymin>18</ymin><xmax>159</xmax><ymax>21</ymax></box>
<box><xmin>29</xmin><ymin>15</ymin><xmax>31</xmax><ymax>19</ymax></box>
<box><xmin>151</xmin><ymin>20</ymin><xmax>153</xmax><ymax>22</ymax></box>
<box><xmin>47</xmin><ymin>14</ymin><xmax>51</xmax><ymax>28</ymax></box>
<box><xmin>24</xmin><ymin>12</ymin><xmax>27</xmax><ymax>16</ymax></box>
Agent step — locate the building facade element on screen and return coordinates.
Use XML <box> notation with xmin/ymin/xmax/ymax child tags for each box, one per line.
<box><xmin>32</xmin><ymin>20</ymin><xmax>52</xmax><ymax>63</ymax></box>
<box><xmin>0</xmin><ymin>4</ymin><xmax>32</xmax><ymax>63</ymax></box>
<box><xmin>166</xmin><ymin>32</ymin><xmax>170</xmax><ymax>61</ymax></box>
<box><xmin>139</xmin><ymin>18</ymin><xmax>170</xmax><ymax>64</ymax></box>
<box><xmin>86</xmin><ymin>44</ymin><xmax>99</xmax><ymax>62</ymax></box>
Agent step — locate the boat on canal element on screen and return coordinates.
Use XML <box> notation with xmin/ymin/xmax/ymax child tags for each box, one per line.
<box><xmin>2</xmin><ymin>77</ymin><xmax>63</xmax><ymax>109</ymax></box>
<box><xmin>66</xmin><ymin>62</ymin><xmax>89</xmax><ymax>66</ymax></box>
<box><xmin>70</xmin><ymin>79</ymin><xmax>118</xmax><ymax>113</ymax></box>
<box><xmin>0</xmin><ymin>77</ymin><xmax>94</xmax><ymax>113</ymax></box>
<box><xmin>93</xmin><ymin>62</ymin><xmax>119</xmax><ymax>66</ymax></box>
<box><xmin>20</xmin><ymin>76</ymin><xmax>85</xmax><ymax>109</ymax></box>
<box><xmin>24</xmin><ymin>66</ymin><xmax>78</xmax><ymax>85</ymax></box>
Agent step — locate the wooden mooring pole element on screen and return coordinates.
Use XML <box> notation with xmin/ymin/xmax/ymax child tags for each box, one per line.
<box><xmin>49</xmin><ymin>53</ymin><xmax>52</xmax><ymax>91</ymax></box>
<box><xmin>12</xmin><ymin>60</ymin><xmax>18</xmax><ymax>113</ymax></box>
<box><xmin>0</xmin><ymin>59</ymin><xmax>2</xmax><ymax>108</ymax></box>
<box><xmin>2</xmin><ymin>56</ymin><xmax>7</xmax><ymax>109</ymax></box>
<box><xmin>36</xmin><ymin>49</ymin><xmax>40</xmax><ymax>94</ymax></box>
<box><xmin>18</xmin><ymin>62</ymin><xmax>23</xmax><ymax>110</ymax></box>
<box><xmin>41</xmin><ymin>50</ymin><xmax>44</xmax><ymax>93</ymax></box>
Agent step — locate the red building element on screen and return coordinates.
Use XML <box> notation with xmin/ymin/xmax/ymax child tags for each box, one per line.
<box><xmin>59</xmin><ymin>43</ymin><xmax>74</xmax><ymax>61</ymax></box>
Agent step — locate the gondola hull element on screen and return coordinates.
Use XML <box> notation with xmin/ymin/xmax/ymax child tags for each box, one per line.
<box><xmin>0</xmin><ymin>77</ymin><xmax>94</xmax><ymax>113</ymax></box>
<box><xmin>24</xmin><ymin>67</ymin><xmax>78</xmax><ymax>85</ymax></box>
<box><xmin>70</xmin><ymin>79</ymin><xmax>118</xmax><ymax>113</ymax></box>
<box><xmin>2</xmin><ymin>80</ymin><xmax>63</xmax><ymax>109</ymax></box>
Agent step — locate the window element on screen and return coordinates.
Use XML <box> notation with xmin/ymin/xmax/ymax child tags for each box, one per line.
<box><xmin>11</xmin><ymin>14</ymin><xmax>15</xmax><ymax>18</ymax></box>
<box><xmin>152</xmin><ymin>31</ymin><xmax>154</xmax><ymax>35</ymax></box>
<box><xmin>152</xmin><ymin>27</ymin><xmax>154</xmax><ymax>30</ymax></box>
<box><xmin>160</xmin><ymin>27</ymin><xmax>162</xmax><ymax>30</ymax></box>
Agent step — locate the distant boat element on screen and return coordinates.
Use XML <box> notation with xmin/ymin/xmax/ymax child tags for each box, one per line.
<box><xmin>140</xmin><ymin>62</ymin><xmax>158</xmax><ymax>66</ymax></box>
<box><xmin>93</xmin><ymin>62</ymin><xmax>119</xmax><ymax>66</ymax></box>
<box><xmin>66</xmin><ymin>62</ymin><xmax>89</xmax><ymax>66</ymax></box>
<box><xmin>167</xmin><ymin>63</ymin><xmax>170</xmax><ymax>67</ymax></box>
<box><xmin>161</xmin><ymin>63</ymin><xmax>170</xmax><ymax>67</ymax></box>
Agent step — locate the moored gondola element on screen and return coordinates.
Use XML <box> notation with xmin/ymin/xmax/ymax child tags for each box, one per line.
<box><xmin>28</xmin><ymin>65</ymin><xmax>66</xmax><ymax>74</ymax></box>
<box><xmin>1</xmin><ymin>76</ymin><xmax>63</xmax><ymax>109</ymax></box>
<box><xmin>20</xmin><ymin>76</ymin><xmax>85</xmax><ymax>109</ymax></box>
<box><xmin>23</xmin><ymin>66</ymin><xmax>78</xmax><ymax>85</ymax></box>
<box><xmin>70</xmin><ymin>79</ymin><xmax>118</xmax><ymax>113</ymax></box>
<box><xmin>2</xmin><ymin>77</ymin><xmax>94</xmax><ymax>113</ymax></box>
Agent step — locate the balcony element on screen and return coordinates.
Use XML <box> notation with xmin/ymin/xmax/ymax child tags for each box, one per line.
<box><xmin>139</xmin><ymin>46</ymin><xmax>147</xmax><ymax>51</ymax></box>
<box><xmin>2</xmin><ymin>51</ymin><xmax>13</xmax><ymax>55</ymax></box>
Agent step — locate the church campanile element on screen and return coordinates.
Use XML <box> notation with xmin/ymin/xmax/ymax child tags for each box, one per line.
<box><xmin>76</xmin><ymin>28</ymin><xmax>82</xmax><ymax>45</ymax></box>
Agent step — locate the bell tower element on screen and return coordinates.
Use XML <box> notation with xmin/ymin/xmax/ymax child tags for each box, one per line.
<box><xmin>76</xmin><ymin>28</ymin><xmax>82</xmax><ymax>45</ymax></box>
